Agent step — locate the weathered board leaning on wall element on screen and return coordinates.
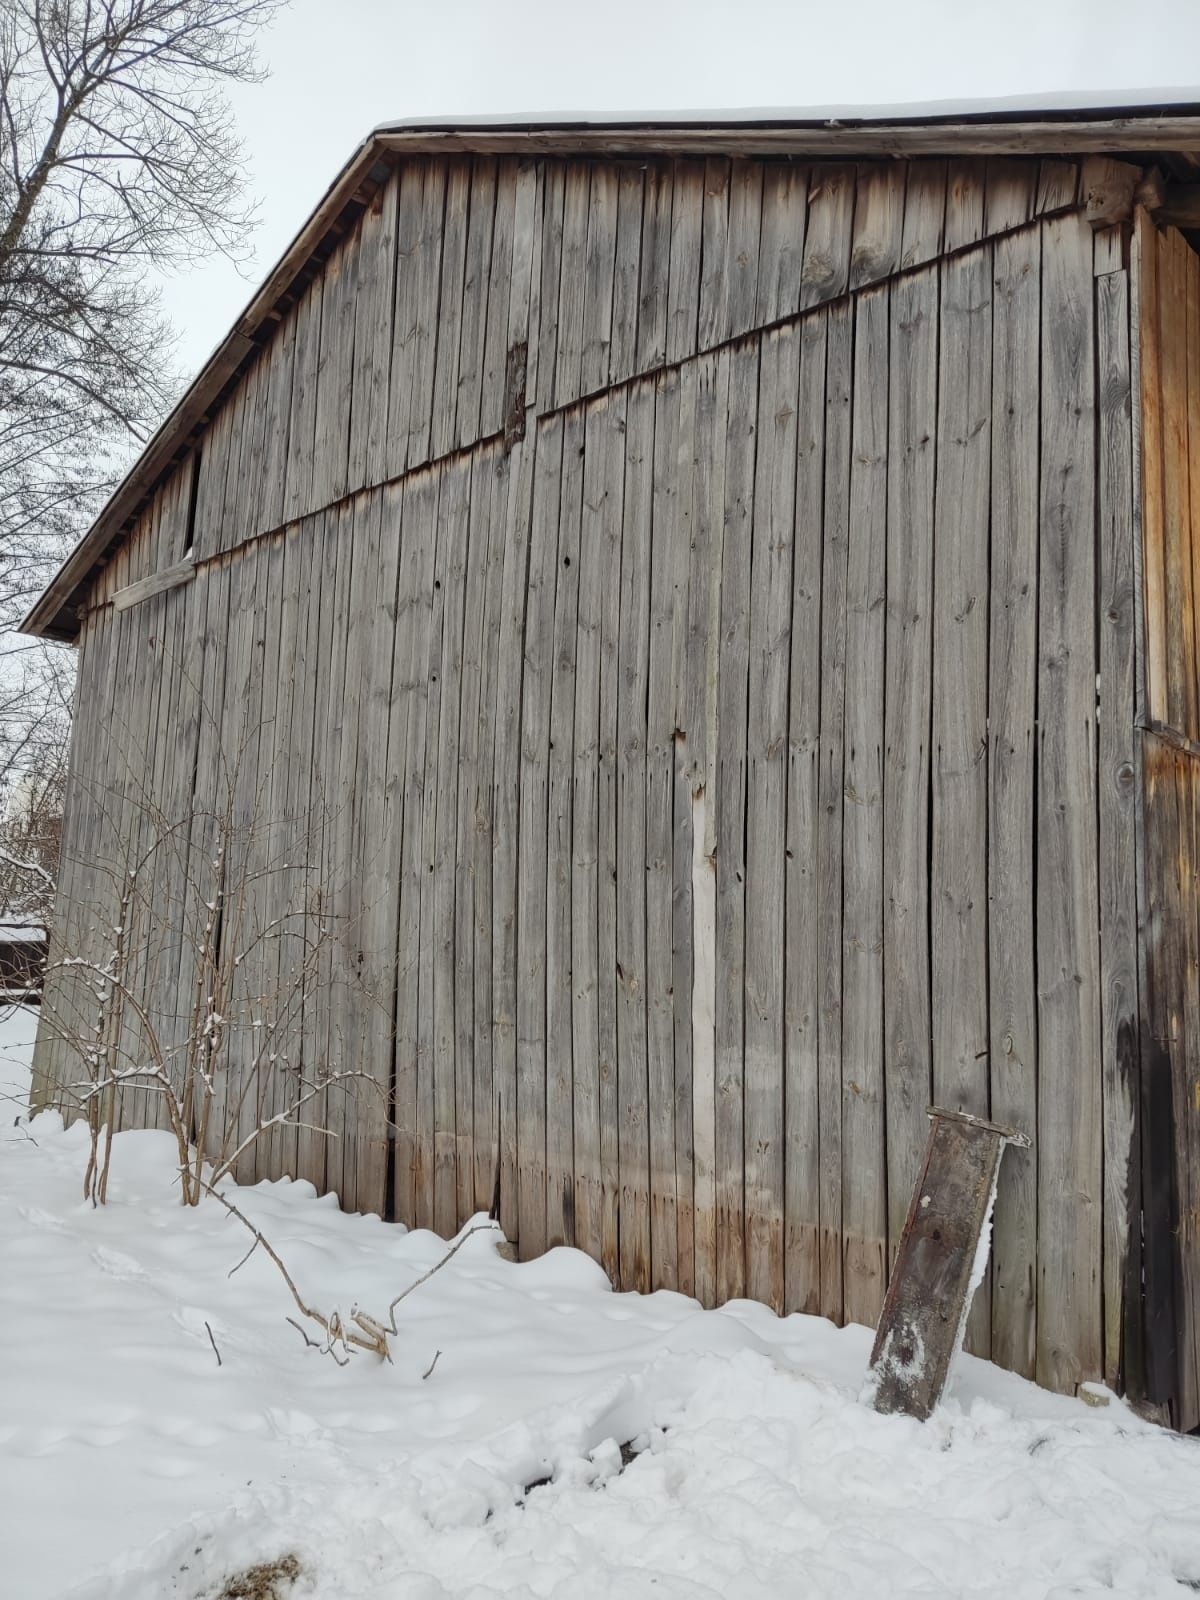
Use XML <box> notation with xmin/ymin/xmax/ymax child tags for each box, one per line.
<box><xmin>25</xmin><ymin>121</ymin><xmax>1200</xmax><ymax>1429</ymax></box>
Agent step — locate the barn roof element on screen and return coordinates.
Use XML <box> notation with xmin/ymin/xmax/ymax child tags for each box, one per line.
<box><xmin>22</xmin><ymin>95</ymin><xmax>1200</xmax><ymax>642</ymax></box>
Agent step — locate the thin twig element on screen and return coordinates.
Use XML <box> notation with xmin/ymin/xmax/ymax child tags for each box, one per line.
<box><xmin>204</xmin><ymin>1320</ymin><xmax>222</xmax><ymax>1367</ymax></box>
<box><xmin>422</xmin><ymin>1349</ymin><xmax>441</xmax><ymax>1380</ymax></box>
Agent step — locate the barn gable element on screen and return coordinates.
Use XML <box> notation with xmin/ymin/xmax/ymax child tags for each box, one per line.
<box><xmin>24</xmin><ymin>105</ymin><xmax>1200</xmax><ymax>1429</ymax></box>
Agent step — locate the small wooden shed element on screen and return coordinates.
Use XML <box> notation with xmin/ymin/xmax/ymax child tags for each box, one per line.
<box><xmin>23</xmin><ymin>102</ymin><xmax>1200</xmax><ymax>1427</ymax></box>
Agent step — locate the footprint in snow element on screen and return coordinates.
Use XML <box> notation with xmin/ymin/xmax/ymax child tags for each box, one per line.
<box><xmin>90</xmin><ymin>1245</ymin><xmax>148</xmax><ymax>1279</ymax></box>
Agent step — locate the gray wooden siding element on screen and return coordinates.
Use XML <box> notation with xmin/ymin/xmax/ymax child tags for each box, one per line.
<box><xmin>34</xmin><ymin>155</ymin><xmax>1149</xmax><ymax>1413</ymax></box>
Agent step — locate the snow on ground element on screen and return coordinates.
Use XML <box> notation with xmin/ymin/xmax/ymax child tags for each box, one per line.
<box><xmin>1</xmin><ymin>1011</ymin><xmax>1198</xmax><ymax>1600</ymax></box>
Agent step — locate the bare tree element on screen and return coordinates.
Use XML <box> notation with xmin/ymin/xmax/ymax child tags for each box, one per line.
<box><xmin>0</xmin><ymin>642</ymin><xmax>72</xmax><ymax>922</ymax></box>
<box><xmin>0</xmin><ymin>0</ymin><xmax>284</xmax><ymax>599</ymax></box>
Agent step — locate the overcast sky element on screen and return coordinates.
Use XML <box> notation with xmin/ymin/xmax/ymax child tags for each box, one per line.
<box><xmin>159</xmin><ymin>0</ymin><xmax>1200</xmax><ymax>377</ymax></box>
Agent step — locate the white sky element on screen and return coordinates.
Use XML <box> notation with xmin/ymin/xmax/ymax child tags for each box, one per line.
<box><xmin>160</xmin><ymin>0</ymin><xmax>1200</xmax><ymax>378</ymax></box>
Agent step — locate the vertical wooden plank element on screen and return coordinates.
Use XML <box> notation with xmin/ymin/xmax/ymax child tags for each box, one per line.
<box><xmin>714</xmin><ymin>340</ymin><xmax>757</xmax><ymax>1305</ymax></box>
<box><xmin>597</xmin><ymin>387</ymin><xmax>629</xmax><ymax>1280</ymax></box>
<box><xmin>1160</xmin><ymin>230</ymin><xmax>1198</xmax><ymax>739</ymax></box>
<box><xmin>470</xmin><ymin>448</ymin><xmax>508</xmax><ymax>1209</ymax></box>
<box><xmin>536</xmin><ymin>160</ymin><xmax>565</xmax><ymax>414</ymax></box>
<box><xmin>984</xmin><ymin>158</ymin><xmax>1037</xmax><ymax>236</ymax></box>
<box><xmin>572</xmin><ymin>395</ymin><xmax>610</xmax><ymax>1264</ymax></box>
<box><xmin>453</xmin><ymin>447</ymin><xmax>490</xmax><ymax>1215</ymax></box>
<box><xmin>391</xmin><ymin>469</ymin><xmax>434</xmax><ymax>1225</ymax></box>
<box><xmin>817</xmin><ymin>298</ymin><xmax>852</xmax><ymax>1325</ymax></box>
<box><xmin>430</xmin><ymin>158</ymin><xmax>472</xmax><ymax>461</ymax></box>
<box><xmin>670</xmin><ymin>359</ymin><xmax>699</xmax><ymax>1298</ymax></box>
<box><xmin>433</xmin><ymin>460</ymin><xmax>471</xmax><ymax>1232</ymax></box>
<box><xmin>257</xmin><ymin>310</ymin><xmax>297</xmax><ymax>537</ymax></box>
<box><xmin>666</xmin><ymin>160</ymin><xmax>704</xmax><ymax>365</ymax></box>
<box><xmin>1096</xmin><ymin>260</ymin><xmax>1141</xmax><ymax>1391</ymax></box>
<box><xmin>697</xmin><ymin>158</ymin><xmax>731</xmax><ymax>352</ymax></box>
<box><xmin>988</xmin><ymin>224</ymin><xmax>1041</xmax><ymax>1379</ymax></box>
<box><xmin>725</xmin><ymin>159</ymin><xmax>764</xmax><ymax>339</ymax></box>
<box><xmin>881</xmin><ymin>260</ymin><xmax>938</xmax><ymax>1258</ymax></box>
<box><xmin>480</xmin><ymin>158</ymin><xmax>517</xmax><ymax>439</ymax></box>
<box><xmin>554</xmin><ymin>162</ymin><xmax>592</xmax><ymax>408</ymax></box>
<box><xmin>800</xmin><ymin>165</ymin><xmax>855</xmax><ymax>311</ymax></box>
<box><xmin>1037</xmin><ymin>210</ymin><xmax>1102</xmax><ymax>1394</ymax></box>
<box><xmin>515</xmin><ymin>418</ymin><xmax>562</xmax><ymax>1258</ymax></box>
<box><xmin>1036</xmin><ymin>160</ymin><xmax>1080</xmax><ymax>215</ymax></box>
<box><xmin>313</xmin><ymin>226</ymin><xmax>358</xmax><ymax>507</ymax></box>
<box><xmin>1189</xmin><ymin>248</ymin><xmax>1200</xmax><ymax>742</ymax></box>
<box><xmin>932</xmin><ymin>241</ymin><xmax>993</xmax><ymax>1353</ymax></box>
<box><xmin>608</xmin><ymin>164</ymin><xmax>644</xmax><ymax>385</ymax></box>
<box><xmin>841</xmin><ymin>285</ymin><xmax>889</xmax><ymax>1330</ymax></box>
<box><xmin>684</xmin><ymin>350</ymin><xmax>728</xmax><ymax>1303</ymax></box>
<box><xmin>492</xmin><ymin>427</ymin><xmax>536</xmax><ymax>1239</ymax></box>
<box><xmin>636</xmin><ymin>161</ymin><xmax>673</xmax><ymax>373</ymax></box>
<box><xmin>784</xmin><ymin>308</ymin><xmax>826</xmax><ymax>1314</ymax></box>
<box><xmin>943</xmin><ymin>159</ymin><xmax>986</xmax><ymax>254</ymax></box>
<box><xmin>282</xmin><ymin>274</ymin><xmax>324</xmax><ymax>526</ymax></box>
<box><xmin>1136</xmin><ymin>211</ymin><xmax>1168</xmax><ymax>727</ymax></box>
<box><xmin>349</xmin><ymin>167</ymin><xmax>399</xmax><ymax>489</ymax></box>
<box><xmin>617</xmin><ymin>381</ymin><xmax>655</xmax><ymax>1292</ymax></box>
<box><xmin>648</xmin><ymin>365</ymin><xmax>683</xmax><ymax>1290</ymax></box>
<box><xmin>546</xmin><ymin>410</ymin><xmax>584</xmax><ymax>1247</ymax></box>
<box><xmin>849</xmin><ymin>164</ymin><xmax>905</xmax><ymax>291</ymax></box>
<box><xmin>579</xmin><ymin>163</ymin><xmax>620</xmax><ymax>397</ymax></box>
<box><xmin>415</xmin><ymin>466</ymin><xmax>448</xmax><ymax>1232</ymax></box>
<box><xmin>899</xmin><ymin>159</ymin><xmax>947</xmax><ymax>271</ymax></box>
<box><xmin>756</xmin><ymin>161</ymin><xmax>808</xmax><ymax>327</ymax></box>
<box><xmin>454</xmin><ymin>158</ymin><xmax>498</xmax><ymax>452</ymax></box>
<box><xmin>744</xmin><ymin>325</ymin><xmax>797</xmax><ymax>1312</ymax></box>
<box><xmin>386</xmin><ymin>162</ymin><xmax>427</xmax><ymax>479</ymax></box>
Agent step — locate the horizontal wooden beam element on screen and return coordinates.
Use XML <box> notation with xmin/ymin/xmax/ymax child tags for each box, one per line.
<box><xmin>110</xmin><ymin>558</ymin><xmax>195</xmax><ymax>614</ymax></box>
<box><xmin>376</xmin><ymin>114</ymin><xmax>1200</xmax><ymax>161</ymax></box>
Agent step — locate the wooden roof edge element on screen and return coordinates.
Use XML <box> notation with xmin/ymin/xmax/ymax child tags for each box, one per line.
<box><xmin>22</xmin><ymin>104</ymin><xmax>1200</xmax><ymax>641</ymax></box>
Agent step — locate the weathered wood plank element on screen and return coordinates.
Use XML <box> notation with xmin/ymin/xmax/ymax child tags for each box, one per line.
<box><xmin>282</xmin><ymin>274</ymin><xmax>324</xmax><ymax>526</ymax></box>
<box><xmin>943</xmin><ymin>158</ymin><xmax>987</xmax><ymax>253</ymax></box>
<box><xmin>932</xmin><ymin>241</ymin><xmax>993</xmax><ymax>1353</ymax></box>
<box><xmin>617</xmin><ymin>380</ymin><xmax>655</xmax><ymax>1292</ymax></box>
<box><xmin>453</xmin><ymin>157</ymin><xmax>497</xmax><ymax>452</ymax></box>
<box><xmin>110</xmin><ymin>559</ymin><xmax>195</xmax><ymax>614</ymax></box>
<box><xmin>546</xmin><ymin>409</ymin><xmax>584</xmax><ymax>1247</ymax></box>
<box><xmin>554</xmin><ymin>162</ymin><xmax>591</xmax><ymax>408</ymax></box>
<box><xmin>744</xmin><ymin>325</ymin><xmax>796</xmax><ymax>1312</ymax></box>
<box><xmin>647</xmin><ymin>364</ymin><xmax>683</xmax><ymax>1290</ymax></box>
<box><xmin>984</xmin><ymin>158</ymin><xmax>1037</xmax><ymax>236</ymax></box>
<box><xmin>666</xmin><ymin>160</ymin><xmax>704</xmax><ymax>364</ymax></box>
<box><xmin>312</xmin><ymin>223</ymin><xmax>359</xmax><ymax>507</ymax></box>
<box><xmin>899</xmin><ymin>159</ymin><xmax>947</xmax><ymax>270</ymax></box>
<box><xmin>883</xmin><ymin>265</ymin><xmax>937</xmax><ymax>1276</ymax></box>
<box><xmin>988</xmin><ymin>223</ymin><xmax>1041</xmax><ymax>1379</ymax></box>
<box><xmin>849</xmin><ymin>164</ymin><xmax>905</xmax><ymax>290</ymax></box>
<box><xmin>430</xmin><ymin>158</ymin><xmax>472</xmax><ymax>461</ymax></box>
<box><xmin>1159</xmin><ymin>229</ymin><xmax>1198</xmax><ymax>738</ymax></box>
<box><xmin>1136</xmin><ymin>210</ymin><xmax>1168</xmax><ymax>727</ymax></box>
<box><xmin>579</xmin><ymin>163</ymin><xmax>620</xmax><ymax>397</ymax></box>
<box><xmin>492</xmin><ymin>428</ymin><xmax>536</xmax><ymax>1239</ymax></box>
<box><xmin>572</xmin><ymin>395</ymin><xmax>610</xmax><ymax>1264</ymax></box>
<box><xmin>841</xmin><ymin>285</ymin><xmax>889</xmax><ymax>1330</ymax></box>
<box><xmin>1037</xmin><ymin>210</ymin><xmax>1102</xmax><ymax>1394</ymax></box>
<box><xmin>1096</xmin><ymin>260</ymin><xmax>1141</xmax><ymax>1391</ymax></box>
<box><xmin>800</xmin><ymin>165</ymin><xmax>855</xmax><ymax>311</ymax></box>
<box><xmin>670</xmin><ymin>358</ymin><xmax>699</xmax><ymax>1298</ymax></box>
<box><xmin>756</xmin><ymin>161</ymin><xmax>808</xmax><ymax>326</ymax></box>
<box><xmin>596</xmin><ymin>387</ymin><xmax>628</xmax><ymax>1280</ymax></box>
<box><xmin>784</xmin><ymin>308</ymin><xmax>826</xmax><ymax>1314</ymax></box>
<box><xmin>817</xmin><ymin>298</ymin><xmax>852</xmax><ymax>1324</ymax></box>
<box><xmin>516</xmin><ymin>418</ymin><xmax>562</xmax><ymax>1257</ymax></box>
<box><xmin>348</xmin><ymin>167</ymin><xmax>399</xmax><ymax>490</ymax></box>
<box><xmin>608</xmin><ymin>164</ymin><xmax>643</xmax><ymax>386</ymax></box>
<box><xmin>636</xmin><ymin>161</ymin><xmax>673</xmax><ymax>372</ymax></box>
<box><xmin>697</xmin><ymin>158</ymin><xmax>731</xmax><ymax>353</ymax></box>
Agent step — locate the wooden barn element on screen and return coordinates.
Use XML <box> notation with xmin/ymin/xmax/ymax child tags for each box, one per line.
<box><xmin>22</xmin><ymin>102</ymin><xmax>1200</xmax><ymax>1427</ymax></box>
